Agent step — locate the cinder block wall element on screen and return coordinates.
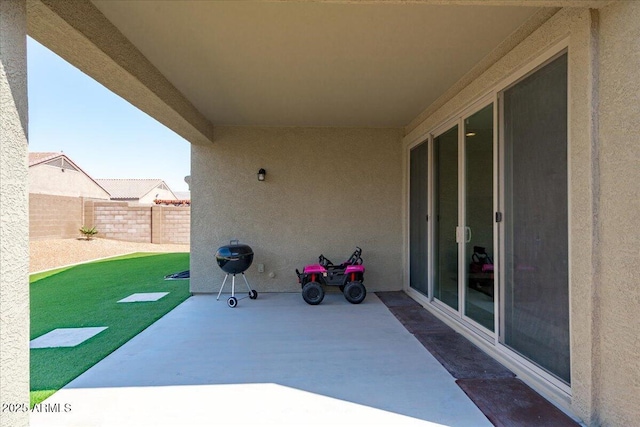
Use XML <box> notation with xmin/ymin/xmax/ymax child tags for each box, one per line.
<box><xmin>29</xmin><ymin>196</ymin><xmax>191</xmax><ymax>244</ymax></box>
<box><xmin>91</xmin><ymin>201</ymin><xmax>151</xmax><ymax>243</ymax></box>
<box><xmin>151</xmin><ymin>205</ymin><xmax>190</xmax><ymax>244</ymax></box>
<box><xmin>29</xmin><ymin>193</ymin><xmax>83</xmax><ymax>240</ymax></box>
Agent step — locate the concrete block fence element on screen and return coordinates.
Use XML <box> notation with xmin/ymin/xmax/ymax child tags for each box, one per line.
<box><xmin>29</xmin><ymin>194</ymin><xmax>190</xmax><ymax>244</ymax></box>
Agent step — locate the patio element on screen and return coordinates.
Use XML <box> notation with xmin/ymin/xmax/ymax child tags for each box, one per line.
<box><xmin>29</xmin><ymin>291</ymin><xmax>579</xmax><ymax>427</ymax></box>
<box><xmin>31</xmin><ymin>292</ymin><xmax>489</xmax><ymax>426</ymax></box>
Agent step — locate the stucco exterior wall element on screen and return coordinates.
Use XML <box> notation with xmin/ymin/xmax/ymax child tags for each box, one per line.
<box><xmin>0</xmin><ymin>1</ymin><xmax>29</xmax><ymax>426</ymax></box>
<box><xmin>29</xmin><ymin>163</ymin><xmax>110</xmax><ymax>199</ymax></box>
<box><xmin>594</xmin><ymin>2</ymin><xmax>640</xmax><ymax>425</ymax></box>
<box><xmin>403</xmin><ymin>7</ymin><xmax>603</xmax><ymax>424</ymax></box>
<box><xmin>191</xmin><ymin>126</ymin><xmax>402</xmax><ymax>293</ymax></box>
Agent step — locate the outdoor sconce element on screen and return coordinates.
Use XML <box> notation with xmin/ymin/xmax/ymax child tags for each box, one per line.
<box><xmin>257</xmin><ymin>168</ymin><xmax>266</xmax><ymax>181</ymax></box>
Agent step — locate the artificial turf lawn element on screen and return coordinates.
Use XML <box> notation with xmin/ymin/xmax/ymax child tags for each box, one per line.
<box><xmin>30</xmin><ymin>252</ymin><xmax>190</xmax><ymax>406</ymax></box>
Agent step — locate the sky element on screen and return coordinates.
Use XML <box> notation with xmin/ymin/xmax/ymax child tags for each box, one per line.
<box><xmin>27</xmin><ymin>37</ymin><xmax>191</xmax><ymax>192</ymax></box>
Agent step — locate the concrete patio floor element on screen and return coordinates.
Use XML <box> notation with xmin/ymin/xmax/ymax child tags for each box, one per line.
<box><xmin>31</xmin><ymin>292</ymin><xmax>492</xmax><ymax>427</ymax></box>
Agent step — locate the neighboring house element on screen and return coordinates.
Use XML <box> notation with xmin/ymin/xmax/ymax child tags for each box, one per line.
<box><xmin>29</xmin><ymin>152</ymin><xmax>111</xmax><ymax>240</ymax></box>
<box><xmin>173</xmin><ymin>191</ymin><xmax>190</xmax><ymax>201</ymax></box>
<box><xmin>96</xmin><ymin>179</ymin><xmax>178</xmax><ymax>204</ymax></box>
<box><xmin>3</xmin><ymin>2</ymin><xmax>640</xmax><ymax>427</ymax></box>
<box><xmin>29</xmin><ymin>152</ymin><xmax>110</xmax><ymax>199</ymax></box>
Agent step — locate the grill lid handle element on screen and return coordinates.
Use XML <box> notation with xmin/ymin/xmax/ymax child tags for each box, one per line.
<box><xmin>230</xmin><ymin>239</ymin><xmax>239</xmax><ymax>245</ymax></box>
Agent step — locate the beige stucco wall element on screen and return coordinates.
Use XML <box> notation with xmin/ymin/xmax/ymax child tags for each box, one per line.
<box><xmin>594</xmin><ymin>2</ymin><xmax>640</xmax><ymax>425</ymax></box>
<box><xmin>0</xmin><ymin>1</ymin><xmax>29</xmax><ymax>426</ymax></box>
<box><xmin>402</xmin><ymin>6</ymin><xmax>610</xmax><ymax>425</ymax></box>
<box><xmin>191</xmin><ymin>126</ymin><xmax>402</xmax><ymax>294</ymax></box>
<box><xmin>29</xmin><ymin>163</ymin><xmax>110</xmax><ymax>199</ymax></box>
<box><xmin>403</xmin><ymin>3</ymin><xmax>640</xmax><ymax>425</ymax></box>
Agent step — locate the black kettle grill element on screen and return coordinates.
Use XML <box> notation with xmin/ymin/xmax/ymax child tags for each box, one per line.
<box><xmin>215</xmin><ymin>240</ymin><xmax>258</xmax><ymax>308</ymax></box>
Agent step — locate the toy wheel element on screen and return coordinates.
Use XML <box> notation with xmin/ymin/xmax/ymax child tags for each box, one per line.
<box><xmin>249</xmin><ymin>290</ymin><xmax>258</xmax><ymax>299</ymax></box>
<box><xmin>344</xmin><ymin>281</ymin><xmax>366</xmax><ymax>304</ymax></box>
<box><xmin>302</xmin><ymin>282</ymin><xmax>324</xmax><ymax>305</ymax></box>
<box><xmin>227</xmin><ymin>296</ymin><xmax>238</xmax><ymax>308</ymax></box>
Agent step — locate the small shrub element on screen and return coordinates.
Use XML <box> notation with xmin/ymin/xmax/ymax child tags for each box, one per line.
<box><xmin>79</xmin><ymin>226</ymin><xmax>98</xmax><ymax>240</ymax></box>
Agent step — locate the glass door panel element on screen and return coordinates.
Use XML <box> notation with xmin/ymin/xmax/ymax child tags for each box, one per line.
<box><xmin>501</xmin><ymin>53</ymin><xmax>570</xmax><ymax>383</ymax></box>
<box><xmin>433</xmin><ymin>125</ymin><xmax>459</xmax><ymax>310</ymax></box>
<box><xmin>463</xmin><ymin>104</ymin><xmax>495</xmax><ymax>331</ymax></box>
<box><xmin>409</xmin><ymin>142</ymin><xmax>429</xmax><ymax>296</ymax></box>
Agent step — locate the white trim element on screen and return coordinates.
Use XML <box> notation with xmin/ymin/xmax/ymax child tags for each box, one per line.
<box><xmin>406</xmin><ymin>138</ymin><xmax>430</xmax><ymax>298</ymax></box>
<box><xmin>495</xmin><ymin>38</ymin><xmax>570</xmax><ymax>94</ymax></box>
<box><xmin>565</xmin><ymin>41</ymin><xmax>574</xmax><ymax>392</ymax></box>
<box><xmin>459</xmin><ymin>97</ymin><xmax>496</xmax><ymax>336</ymax></box>
<box><xmin>497</xmin><ymin>48</ymin><xmax>572</xmax><ymax>391</ymax></box>
<box><xmin>493</xmin><ymin>99</ymin><xmax>501</xmax><ymax>343</ymax></box>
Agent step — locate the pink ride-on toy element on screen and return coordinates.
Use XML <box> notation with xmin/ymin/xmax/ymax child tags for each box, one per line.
<box><xmin>296</xmin><ymin>247</ymin><xmax>366</xmax><ymax>305</ymax></box>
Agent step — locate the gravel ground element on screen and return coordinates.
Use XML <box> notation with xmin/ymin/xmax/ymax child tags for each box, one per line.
<box><xmin>30</xmin><ymin>238</ymin><xmax>189</xmax><ymax>273</ymax></box>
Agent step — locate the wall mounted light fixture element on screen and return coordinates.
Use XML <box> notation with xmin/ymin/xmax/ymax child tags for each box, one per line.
<box><xmin>257</xmin><ymin>168</ymin><xmax>266</xmax><ymax>181</ymax></box>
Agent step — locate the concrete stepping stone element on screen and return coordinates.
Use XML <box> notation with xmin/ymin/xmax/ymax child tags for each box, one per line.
<box><xmin>30</xmin><ymin>327</ymin><xmax>108</xmax><ymax>349</ymax></box>
<box><xmin>118</xmin><ymin>292</ymin><xmax>169</xmax><ymax>303</ymax></box>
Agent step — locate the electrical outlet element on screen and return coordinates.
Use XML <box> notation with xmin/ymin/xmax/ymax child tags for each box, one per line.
<box><xmin>258</xmin><ymin>263</ymin><xmax>265</xmax><ymax>273</ymax></box>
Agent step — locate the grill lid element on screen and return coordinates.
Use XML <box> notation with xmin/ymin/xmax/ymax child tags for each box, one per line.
<box><xmin>216</xmin><ymin>240</ymin><xmax>254</xmax><ymax>260</ymax></box>
<box><xmin>215</xmin><ymin>240</ymin><xmax>254</xmax><ymax>274</ymax></box>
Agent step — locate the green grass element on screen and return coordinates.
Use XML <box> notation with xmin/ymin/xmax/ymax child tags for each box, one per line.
<box><xmin>30</xmin><ymin>252</ymin><xmax>190</xmax><ymax>406</ymax></box>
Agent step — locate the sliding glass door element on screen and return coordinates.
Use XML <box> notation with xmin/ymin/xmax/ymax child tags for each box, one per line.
<box><xmin>433</xmin><ymin>125</ymin><xmax>459</xmax><ymax>311</ymax></box>
<box><xmin>501</xmin><ymin>53</ymin><xmax>570</xmax><ymax>383</ymax></box>
<box><xmin>409</xmin><ymin>142</ymin><xmax>429</xmax><ymax>296</ymax></box>
<box><xmin>431</xmin><ymin>104</ymin><xmax>495</xmax><ymax>332</ymax></box>
<box><xmin>407</xmin><ymin>50</ymin><xmax>569</xmax><ymax>385</ymax></box>
<box><xmin>463</xmin><ymin>104</ymin><xmax>495</xmax><ymax>331</ymax></box>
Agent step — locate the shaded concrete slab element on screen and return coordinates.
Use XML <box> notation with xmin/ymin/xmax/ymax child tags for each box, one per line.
<box><xmin>457</xmin><ymin>378</ymin><xmax>579</xmax><ymax>427</ymax></box>
<box><xmin>31</xmin><ymin>293</ymin><xmax>491</xmax><ymax>427</ymax></box>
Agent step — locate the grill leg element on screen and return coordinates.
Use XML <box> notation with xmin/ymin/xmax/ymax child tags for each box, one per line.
<box><xmin>242</xmin><ymin>273</ymin><xmax>252</xmax><ymax>292</ymax></box>
<box><xmin>231</xmin><ymin>274</ymin><xmax>236</xmax><ymax>297</ymax></box>
<box><xmin>216</xmin><ymin>274</ymin><xmax>229</xmax><ymax>300</ymax></box>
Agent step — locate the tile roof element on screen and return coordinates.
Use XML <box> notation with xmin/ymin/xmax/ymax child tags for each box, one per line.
<box><xmin>95</xmin><ymin>179</ymin><xmax>168</xmax><ymax>200</ymax></box>
<box><xmin>28</xmin><ymin>152</ymin><xmax>63</xmax><ymax>166</ymax></box>
<box><xmin>173</xmin><ymin>191</ymin><xmax>191</xmax><ymax>200</ymax></box>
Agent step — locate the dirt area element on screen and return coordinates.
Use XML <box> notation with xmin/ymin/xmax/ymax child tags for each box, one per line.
<box><xmin>30</xmin><ymin>238</ymin><xmax>189</xmax><ymax>273</ymax></box>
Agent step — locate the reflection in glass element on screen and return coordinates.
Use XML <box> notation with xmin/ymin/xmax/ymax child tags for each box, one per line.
<box><xmin>464</xmin><ymin>104</ymin><xmax>494</xmax><ymax>331</ymax></box>
<box><xmin>433</xmin><ymin>126</ymin><xmax>458</xmax><ymax>310</ymax></box>
<box><xmin>410</xmin><ymin>142</ymin><xmax>429</xmax><ymax>296</ymax></box>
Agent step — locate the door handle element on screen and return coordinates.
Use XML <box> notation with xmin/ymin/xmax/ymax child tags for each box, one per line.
<box><xmin>456</xmin><ymin>227</ymin><xmax>472</xmax><ymax>243</ymax></box>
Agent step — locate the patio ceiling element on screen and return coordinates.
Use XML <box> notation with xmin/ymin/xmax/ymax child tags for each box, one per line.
<box><xmin>89</xmin><ymin>1</ymin><xmax>543</xmax><ymax>128</ymax></box>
